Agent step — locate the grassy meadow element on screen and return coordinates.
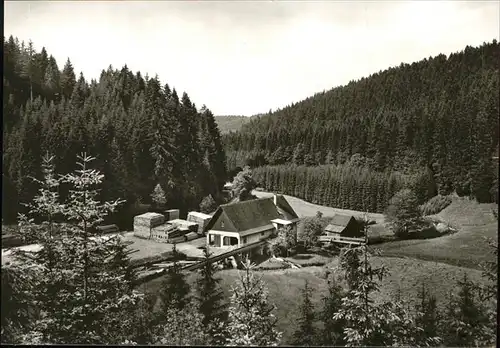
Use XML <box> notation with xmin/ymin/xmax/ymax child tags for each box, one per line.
<box><xmin>376</xmin><ymin>197</ymin><xmax>498</xmax><ymax>269</ymax></box>
<box><xmin>141</xmin><ymin>255</ymin><xmax>489</xmax><ymax>345</ymax></box>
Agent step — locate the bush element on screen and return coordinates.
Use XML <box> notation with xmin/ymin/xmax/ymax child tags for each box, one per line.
<box><xmin>420</xmin><ymin>195</ymin><xmax>452</xmax><ymax>216</ymax></box>
<box><xmin>292</xmin><ymin>254</ymin><xmax>313</xmax><ymax>260</ymax></box>
<box><xmin>322</xmin><ymin>242</ymin><xmax>342</xmax><ymax>254</ymax></box>
<box><xmin>272</xmin><ymin>244</ymin><xmax>287</xmax><ymax>257</ymax></box>
<box><xmin>199</xmin><ymin>194</ymin><xmax>218</xmax><ymax>214</ymax></box>
<box><xmin>295</xmin><ymin>242</ymin><xmax>307</xmax><ymax>254</ymax></box>
<box><xmin>263</xmin><ymin>242</ymin><xmax>273</xmax><ymax>257</ymax></box>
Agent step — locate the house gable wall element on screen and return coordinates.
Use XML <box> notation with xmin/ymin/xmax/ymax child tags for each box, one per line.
<box><xmin>210</xmin><ymin>211</ymin><xmax>237</xmax><ymax>232</ymax></box>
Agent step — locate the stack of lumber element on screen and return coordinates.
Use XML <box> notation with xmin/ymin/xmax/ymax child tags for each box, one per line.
<box><xmin>164</xmin><ymin>209</ymin><xmax>180</xmax><ymax>221</ymax></box>
<box><xmin>134</xmin><ymin>212</ymin><xmax>165</xmax><ymax>238</ymax></box>
<box><xmin>152</xmin><ymin>224</ymin><xmax>176</xmax><ymax>234</ymax></box>
<box><xmin>168</xmin><ymin>219</ymin><xmax>199</xmax><ymax>233</ymax></box>
<box><xmin>187</xmin><ymin>211</ymin><xmax>212</xmax><ymax>234</ymax></box>
<box><xmin>185</xmin><ymin>231</ymin><xmax>199</xmax><ymax>241</ymax></box>
<box><xmin>164</xmin><ymin>227</ymin><xmax>184</xmax><ymax>239</ymax></box>
<box><xmin>151</xmin><ymin>224</ymin><xmax>178</xmax><ymax>243</ymax></box>
<box><xmin>95</xmin><ymin>224</ymin><xmax>119</xmax><ymax>234</ymax></box>
<box><xmin>178</xmin><ymin>226</ymin><xmax>190</xmax><ymax>234</ymax></box>
<box><xmin>169</xmin><ymin>235</ymin><xmax>186</xmax><ymax>244</ymax></box>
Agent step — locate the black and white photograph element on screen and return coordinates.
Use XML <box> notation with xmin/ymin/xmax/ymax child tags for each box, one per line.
<box><xmin>2</xmin><ymin>0</ymin><xmax>499</xmax><ymax>346</ymax></box>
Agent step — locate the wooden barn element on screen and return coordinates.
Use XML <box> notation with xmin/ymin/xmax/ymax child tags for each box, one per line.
<box><xmin>324</xmin><ymin>214</ymin><xmax>364</xmax><ymax>240</ymax></box>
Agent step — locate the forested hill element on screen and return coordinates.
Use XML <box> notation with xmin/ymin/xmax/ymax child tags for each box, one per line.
<box><xmin>2</xmin><ymin>36</ymin><xmax>227</xmax><ymax>226</ymax></box>
<box><xmin>223</xmin><ymin>41</ymin><xmax>499</xmax><ymax>205</ymax></box>
<box><xmin>214</xmin><ymin>115</ymin><xmax>252</xmax><ymax>134</ymax></box>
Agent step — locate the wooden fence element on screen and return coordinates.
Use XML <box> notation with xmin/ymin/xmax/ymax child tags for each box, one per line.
<box><xmin>318</xmin><ymin>235</ymin><xmax>366</xmax><ymax>246</ymax></box>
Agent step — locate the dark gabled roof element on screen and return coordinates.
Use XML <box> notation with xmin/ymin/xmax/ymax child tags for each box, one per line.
<box><xmin>206</xmin><ymin>198</ymin><xmax>281</xmax><ymax>233</ymax></box>
<box><xmin>325</xmin><ymin>224</ymin><xmax>345</xmax><ymax>233</ymax></box>
<box><xmin>329</xmin><ymin>214</ymin><xmax>356</xmax><ymax>227</ymax></box>
<box><xmin>275</xmin><ymin>194</ymin><xmax>299</xmax><ymax>219</ymax></box>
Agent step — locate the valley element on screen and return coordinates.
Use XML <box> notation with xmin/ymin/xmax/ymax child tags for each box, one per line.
<box><xmin>139</xmin><ymin>190</ymin><xmax>497</xmax><ymax>344</ymax></box>
<box><xmin>2</xmin><ymin>4</ymin><xmax>498</xmax><ymax>344</ymax></box>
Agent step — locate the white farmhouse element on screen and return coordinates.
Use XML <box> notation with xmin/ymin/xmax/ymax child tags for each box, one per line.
<box><xmin>205</xmin><ymin>194</ymin><xmax>299</xmax><ymax>249</ymax></box>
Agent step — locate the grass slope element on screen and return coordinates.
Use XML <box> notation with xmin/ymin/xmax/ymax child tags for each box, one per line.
<box><xmin>253</xmin><ymin>190</ymin><xmax>385</xmax><ymax>223</ymax></box>
<box><xmin>140</xmin><ymin>255</ymin><xmax>488</xmax><ymax>345</ymax></box>
<box><xmin>377</xmin><ymin>197</ymin><xmax>498</xmax><ymax>269</ymax></box>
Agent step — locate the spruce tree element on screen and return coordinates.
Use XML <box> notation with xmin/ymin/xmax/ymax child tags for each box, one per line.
<box><xmin>57</xmin><ymin>153</ymin><xmax>140</xmax><ymax>343</ymax></box>
<box><xmin>150</xmin><ymin>183</ymin><xmax>167</xmax><ymax>209</ymax></box>
<box><xmin>155</xmin><ymin>302</ymin><xmax>210</xmax><ymax>345</ymax></box>
<box><xmin>318</xmin><ymin>275</ymin><xmax>346</xmax><ymax>346</ymax></box>
<box><xmin>414</xmin><ymin>283</ymin><xmax>441</xmax><ymax>346</ymax></box>
<box><xmin>441</xmin><ymin>274</ymin><xmax>494</xmax><ymax>347</ymax></box>
<box><xmin>195</xmin><ymin>247</ymin><xmax>228</xmax><ymax>344</ymax></box>
<box><xmin>385</xmin><ymin>188</ymin><xmax>423</xmax><ymax>238</ymax></box>
<box><xmin>225</xmin><ymin>259</ymin><xmax>282</xmax><ymax>346</ymax></box>
<box><xmin>60</xmin><ymin>58</ymin><xmax>76</xmax><ymax>100</ymax></box>
<box><xmin>333</xmin><ymin>246</ymin><xmax>423</xmax><ymax>346</ymax></box>
<box><xmin>12</xmin><ymin>153</ymin><xmax>142</xmax><ymax>344</ymax></box>
<box><xmin>292</xmin><ymin>280</ymin><xmax>317</xmax><ymax>346</ymax></box>
<box><xmin>159</xmin><ymin>243</ymin><xmax>191</xmax><ymax>312</ymax></box>
<box><xmin>1</xmin><ymin>263</ymin><xmax>33</xmax><ymax>344</ymax></box>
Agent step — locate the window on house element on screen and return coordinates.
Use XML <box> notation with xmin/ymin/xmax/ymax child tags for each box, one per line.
<box><xmin>221</xmin><ymin>221</ymin><xmax>225</xmax><ymax>228</ymax></box>
<box><xmin>224</xmin><ymin>236</ymin><xmax>238</xmax><ymax>246</ymax></box>
<box><xmin>243</xmin><ymin>237</ymin><xmax>247</xmax><ymax>244</ymax></box>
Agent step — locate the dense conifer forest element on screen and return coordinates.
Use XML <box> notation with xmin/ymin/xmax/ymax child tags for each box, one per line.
<box><xmin>2</xmin><ymin>36</ymin><xmax>227</xmax><ymax>227</ymax></box>
<box><xmin>223</xmin><ymin>41</ymin><xmax>499</xmax><ymax>210</ymax></box>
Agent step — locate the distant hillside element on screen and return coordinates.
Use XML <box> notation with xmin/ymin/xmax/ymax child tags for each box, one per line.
<box><xmin>223</xmin><ymin>40</ymin><xmax>499</xmax><ymax>204</ymax></box>
<box><xmin>215</xmin><ymin>115</ymin><xmax>253</xmax><ymax>134</ymax></box>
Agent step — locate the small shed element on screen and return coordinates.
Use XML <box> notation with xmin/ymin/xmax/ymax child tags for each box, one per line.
<box><xmin>324</xmin><ymin>215</ymin><xmax>363</xmax><ymax>238</ymax></box>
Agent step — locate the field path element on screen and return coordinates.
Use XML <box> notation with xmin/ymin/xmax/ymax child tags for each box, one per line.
<box><xmin>253</xmin><ymin>190</ymin><xmax>385</xmax><ymax>223</ymax></box>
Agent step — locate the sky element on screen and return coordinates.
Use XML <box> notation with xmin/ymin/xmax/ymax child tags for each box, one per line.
<box><xmin>4</xmin><ymin>1</ymin><xmax>500</xmax><ymax>116</ymax></box>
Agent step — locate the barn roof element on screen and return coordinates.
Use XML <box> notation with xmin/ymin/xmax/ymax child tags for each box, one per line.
<box><xmin>330</xmin><ymin>214</ymin><xmax>355</xmax><ymax>227</ymax></box>
<box><xmin>206</xmin><ymin>198</ymin><xmax>281</xmax><ymax>233</ymax></box>
<box><xmin>325</xmin><ymin>224</ymin><xmax>345</xmax><ymax>233</ymax></box>
<box><xmin>324</xmin><ymin>215</ymin><xmax>358</xmax><ymax>233</ymax></box>
<box><xmin>275</xmin><ymin>194</ymin><xmax>299</xmax><ymax>219</ymax></box>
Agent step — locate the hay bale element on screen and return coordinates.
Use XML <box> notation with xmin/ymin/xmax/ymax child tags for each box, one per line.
<box><xmin>164</xmin><ymin>209</ymin><xmax>180</xmax><ymax>221</ymax></box>
<box><xmin>187</xmin><ymin>211</ymin><xmax>212</xmax><ymax>234</ymax></box>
